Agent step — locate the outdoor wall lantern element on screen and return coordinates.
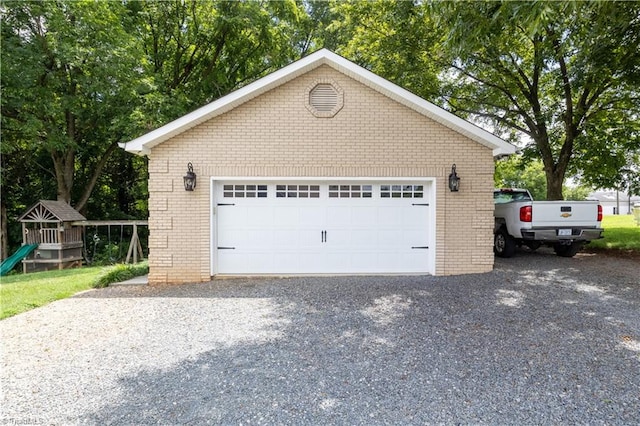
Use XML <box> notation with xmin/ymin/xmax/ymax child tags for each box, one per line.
<box><xmin>448</xmin><ymin>164</ymin><xmax>460</xmax><ymax>192</ymax></box>
<box><xmin>183</xmin><ymin>162</ymin><xmax>197</xmax><ymax>191</ymax></box>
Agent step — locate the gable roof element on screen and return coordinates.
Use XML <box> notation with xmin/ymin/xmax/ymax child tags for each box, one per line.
<box><xmin>120</xmin><ymin>49</ymin><xmax>516</xmax><ymax>158</ymax></box>
<box><xmin>588</xmin><ymin>190</ymin><xmax>640</xmax><ymax>203</ymax></box>
<box><xmin>18</xmin><ymin>200</ymin><xmax>87</xmax><ymax>223</ymax></box>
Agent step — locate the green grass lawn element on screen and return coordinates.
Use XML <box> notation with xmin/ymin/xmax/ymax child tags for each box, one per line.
<box><xmin>0</xmin><ymin>262</ymin><xmax>148</xmax><ymax>320</ymax></box>
<box><xmin>0</xmin><ymin>267</ymin><xmax>103</xmax><ymax>320</ymax></box>
<box><xmin>588</xmin><ymin>214</ymin><xmax>640</xmax><ymax>252</ymax></box>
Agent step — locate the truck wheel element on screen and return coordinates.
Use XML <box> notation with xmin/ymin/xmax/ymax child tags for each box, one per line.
<box><xmin>554</xmin><ymin>242</ymin><xmax>583</xmax><ymax>258</ymax></box>
<box><xmin>494</xmin><ymin>229</ymin><xmax>516</xmax><ymax>258</ymax></box>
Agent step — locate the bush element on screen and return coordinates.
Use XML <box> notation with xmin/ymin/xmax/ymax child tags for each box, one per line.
<box><xmin>90</xmin><ymin>242</ymin><xmax>123</xmax><ymax>265</ymax></box>
<box><xmin>92</xmin><ymin>262</ymin><xmax>148</xmax><ymax>288</ymax></box>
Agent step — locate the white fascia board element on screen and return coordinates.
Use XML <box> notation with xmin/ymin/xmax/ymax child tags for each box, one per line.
<box><xmin>210</xmin><ymin>176</ymin><xmax>437</xmax><ymax>182</ymax></box>
<box><xmin>122</xmin><ymin>48</ymin><xmax>515</xmax><ymax>158</ymax></box>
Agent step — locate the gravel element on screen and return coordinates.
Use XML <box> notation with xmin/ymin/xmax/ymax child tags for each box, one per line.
<box><xmin>1</xmin><ymin>247</ymin><xmax>639</xmax><ymax>425</ymax></box>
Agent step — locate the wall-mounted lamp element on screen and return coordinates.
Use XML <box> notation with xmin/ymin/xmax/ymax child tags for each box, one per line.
<box><xmin>183</xmin><ymin>162</ymin><xmax>196</xmax><ymax>191</ymax></box>
<box><xmin>448</xmin><ymin>164</ymin><xmax>460</xmax><ymax>192</ymax></box>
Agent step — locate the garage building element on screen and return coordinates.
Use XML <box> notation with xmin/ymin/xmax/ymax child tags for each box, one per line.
<box><xmin>121</xmin><ymin>49</ymin><xmax>515</xmax><ymax>285</ymax></box>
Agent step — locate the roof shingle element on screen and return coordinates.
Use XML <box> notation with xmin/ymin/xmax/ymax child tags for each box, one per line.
<box><xmin>18</xmin><ymin>200</ymin><xmax>87</xmax><ymax>223</ymax></box>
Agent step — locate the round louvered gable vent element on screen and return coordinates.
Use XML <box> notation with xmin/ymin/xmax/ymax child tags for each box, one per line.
<box><xmin>305</xmin><ymin>80</ymin><xmax>344</xmax><ymax>118</ymax></box>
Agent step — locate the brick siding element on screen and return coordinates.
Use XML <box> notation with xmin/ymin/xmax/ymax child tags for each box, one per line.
<box><xmin>147</xmin><ymin>65</ymin><xmax>495</xmax><ymax>284</ymax></box>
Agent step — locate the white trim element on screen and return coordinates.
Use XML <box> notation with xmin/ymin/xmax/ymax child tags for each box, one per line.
<box><xmin>211</xmin><ymin>176</ymin><xmax>437</xmax><ymax>182</ymax></box>
<box><xmin>122</xmin><ymin>49</ymin><xmax>515</xmax><ymax>157</ymax></box>
<box><xmin>210</xmin><ymin>179</ymin><xmax>216</xmax><ymax>277</ymax></box>
<box><xmin>209</xmin><ymin>176</ymin><xmax>436</xmax><ymax>276</ymax></box>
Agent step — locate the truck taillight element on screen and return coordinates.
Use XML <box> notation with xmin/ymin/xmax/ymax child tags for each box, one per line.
<box><xmin>520</xmin><ymin>205</ymin><xmax>532</xmax><ymax>222</ymax></box>
<box><xmin>597</xmin><ymin>205</ymin><xmax>603</xmax><ymax>222</ymax></box>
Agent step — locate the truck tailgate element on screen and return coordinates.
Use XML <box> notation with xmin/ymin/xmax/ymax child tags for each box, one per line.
<box><xmin>531</xmin><ymin>201</ymin><xmax>600</xmax><ymax>228</ymax></box>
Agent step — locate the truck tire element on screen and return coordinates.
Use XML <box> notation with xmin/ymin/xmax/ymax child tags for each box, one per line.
<box><xmin>554</xmin><ymin>242</ymin><xmax>583</xmax><ymax>258</ymax></box>
<box><xmin>494</xmin><ymin>229</ymin><xmax>516</xmax><ymax>258</ymax></box>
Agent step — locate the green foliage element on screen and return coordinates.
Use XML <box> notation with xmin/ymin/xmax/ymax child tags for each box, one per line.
<box><xmin>89</xmin><ymin>243</ymin><xmax>123</xmax><ymax>266</ymax></box>
<box><xmin>495</xmin><ymin>157</ymin><xmax>547</xmax><ymax>201</ymax></box>
<box><xmin>296</xmin><ymin>0</ymin><xmax>342</xmax><ymax>53</ymax></box>
<box><xmin>328</xmin><ymin>0</ymin><xmax>442</xmax><ymax>100</ymax></box>
<box><xmin>431</xmin><ymin>0</ymin><xmax>640</xmax><ymax>199</ymax></box>
<box><xmin>572</xmin><ymin>106</ymin><xmax>640</xmax><ymax>196</ymax></box>
<box><xmin>1</xmin><ymin>1</ymin><xmax>150</xmax><ymax>261</ymax></box>
<box><xmin>92</xmin><ymin>262</ymin><xmax>149</xmax><ymax>289</ymax></box>
<box><xmin>495</xmin><ymin>156</ymin><xmax>592</xmax><ymax>200</ymax></box>
<box><xmin>1</xmin><ymin>0</ymin><xmax>142</xmax><ymax>206</ymax></box>
<box><xmin>563</xmin><ymin>186</ymin><xmax>591</xmax><ymax>202</ymax></box>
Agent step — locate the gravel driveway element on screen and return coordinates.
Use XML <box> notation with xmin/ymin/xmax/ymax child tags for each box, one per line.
<box><xmin>2</xmin><ymin>248</ymin><xmax>639</xmax><ymax>425</ymax></box>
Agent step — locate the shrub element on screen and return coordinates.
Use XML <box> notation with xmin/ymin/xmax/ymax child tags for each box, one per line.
<box><xmin>92</xmin><ymin>262</ymin><xmax>148</xmax><ymax>288</ymax></box>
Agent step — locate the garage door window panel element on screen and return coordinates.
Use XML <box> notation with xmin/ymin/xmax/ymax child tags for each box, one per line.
<box><xmin>329</xmin><ymin>184</ymin><xmax>373</xmax><ymax>198</ymax></box>
<box><xmin>277</xmin><ymin>185</ymin><xmax>320</xmax><ymax>198</ymax></box>
<box><xmin>223</xmin><ymin>184</ymin><xmax>268</xmax><ymax>198</ymax></box>
<box><xmin>381</xmin><ymin>185</ymin><xmax>424</xmax><ymax>198</ymax></box>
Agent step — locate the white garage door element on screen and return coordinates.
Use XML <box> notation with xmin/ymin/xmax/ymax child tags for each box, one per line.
<box><xmin>212</xmin><ymin>180</ymin><xmax>434</xmax><ymax>275</ymax></box>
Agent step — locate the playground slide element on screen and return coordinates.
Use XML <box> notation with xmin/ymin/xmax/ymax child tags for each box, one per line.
<box><xmin>0</xmin><ymin>244</ymin><xmax>38</xmax><ymax>276</ymax></box>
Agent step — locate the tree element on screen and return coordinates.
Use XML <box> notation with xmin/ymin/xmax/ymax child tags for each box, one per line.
<box><xmin>296</xmin><ymin>0</ymin><xmax>342</xmax><ymax>54</ymax></box>
<box><xmin>0</xmin><ymin>143</ymin><xmax>49</xmax><ymax>259</ymax></box>
<box><xmin>1</xmin><ymin>1</ymin><xmax>141</xmax><ymax>210</ymax></box>
<box><xmin>432</xmin><ymin>1</ymin><xmax>640</xmax><ymax>200</ymax></box>
<box><xmin>571</xmin><ymin>103</ymin><xmax>640</xmax><ymax>196</ymax></box>
<box><xmin>327</xmin><ymin>0</ymin><xmax>442</xmax><ymax>100</ymax></box>
<box><xmin>127</xmin><ymin>0</ymin><xmax>310</xmax><ymax>131</ymax></box>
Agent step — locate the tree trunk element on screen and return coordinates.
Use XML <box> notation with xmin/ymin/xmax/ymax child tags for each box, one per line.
<box><xmin>539</xmin><ymin>151</ymin><xmax>566</xmax><ymax>200</ymax></box>
<box><xmin>52</xmin><ymin>149</ymin><xmax>75</xmax><ymax>204</ymax></box>
<box><xmin>546</xmin><ymin>171</ymin><xmax>564</xmax><ymax>201</ymax></box>
<box><xmin>75</xmin><ymin>141</ymin><xmax>120</xmax><ymax>213</ymax></box>
<box><xmin>537</xmin><ymin>130</ymin><xmax>574</xmax><ymax>201</ymax></box>
<box><xmin>52</xmin><ymin>110</ymin><xmax>76</xmax><ymax>205</ymax></box>
<box><xmin>536</xmin><ymin>135</ymin><xmax>565</xmax><ymax>201</ymax></box>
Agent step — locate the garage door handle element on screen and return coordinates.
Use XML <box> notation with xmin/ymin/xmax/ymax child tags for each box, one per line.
<box><xmin>411</xmin><ymin>246</ymin><xmax>429</xmax><ymax>249</ymax></box>
<box><xmin>321</xmin><ymin>230</ymin><xmax>327</xmax><ymax>243</ymax></box>
<box><xmin>412</xmin><ymin>203</ymin><xmax>429</xmax><ymax>206</ymax></box>
<box><xmin>218</xmin><ymin>247</ymin><xmax>236</xmax><ymax>250</ymax></box>
<box><xmin>217</xmin><ymin>203</ymin><xmax>235</xmax><ymax>206</ymax></box>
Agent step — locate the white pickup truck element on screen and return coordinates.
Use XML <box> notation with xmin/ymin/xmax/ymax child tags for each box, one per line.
<box><xmin>493</xmin><ymin>188</ymin><xmax>603</xmax><ymax>258</ymax></box>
